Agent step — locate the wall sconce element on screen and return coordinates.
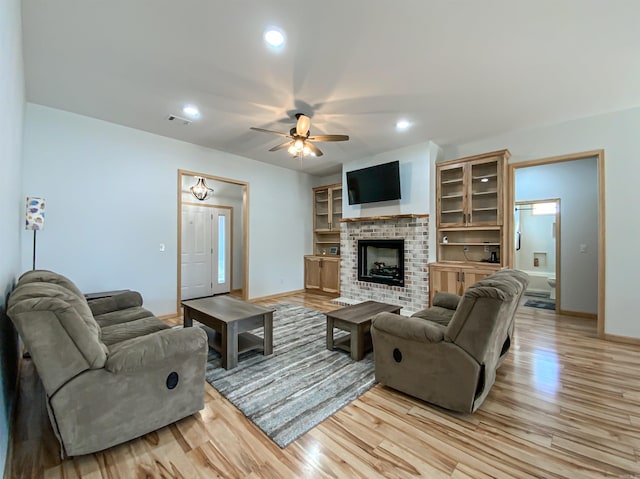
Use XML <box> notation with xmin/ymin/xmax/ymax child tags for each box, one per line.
<box><xmin>190</xmin><ymin>177</ymin><xmax>213</xmax><ymax>201</ymax></box>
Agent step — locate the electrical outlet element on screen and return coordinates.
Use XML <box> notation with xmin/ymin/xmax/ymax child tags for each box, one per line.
<box><xmin>484</xmin><ymin>245</ymin><xmax>490</xmax><ymax>253</ymax></box>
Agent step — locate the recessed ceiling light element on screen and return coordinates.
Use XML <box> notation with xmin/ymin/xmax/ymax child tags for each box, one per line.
<box><xmin>264</xmin><ymin>27</ymin><xmax>285</xmax><ymax>48</ymax></box>
<box><xmin>396</xmin><ymin>120</ymin><xmax>411</xmax><ymax>130</ymax></box>
<box><xmin>182</xmin><ymin>105</ymin><xmax>200</xmax><ymax>119</ymax></box>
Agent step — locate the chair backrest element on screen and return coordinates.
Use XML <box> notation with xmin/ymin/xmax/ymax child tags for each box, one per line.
<box><xmin>18</xmin><ymin>269</ymin><xmax>85</xmax><ymax>299</ymax></box>
<box><xmin>7</xmin><ymin>279</ymin><xmax>108</xmax><ymax>397</ymax></box>
<box><xmin>445</xmin><ymin>273</ymin><xmax>523</xmax><ymax>368</ymax></box>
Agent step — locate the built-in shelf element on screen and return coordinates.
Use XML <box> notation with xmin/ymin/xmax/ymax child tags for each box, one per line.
<box><xmin>442</xmin><ymin>194</ymin><xmax>464</xmax><ymax>199</ymax></box>
<box><xmin>472</xmin><ymin>191</ymin><xmax>497</xmax><ymax>196</ymax></box>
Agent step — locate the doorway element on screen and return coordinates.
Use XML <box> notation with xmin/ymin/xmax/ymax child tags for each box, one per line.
<box><xmin>514</xmin><ymin>199</ymin><xmax>561</xmax><ymax>311</ymax></box>
<box><xmin>177</xmin><ymin>170</ymin><xmax>249</xmax><ymax>312</ymax></box>
<box><xmin>508</xmin><ymin>150</ymin><xmax>605</xmax><ymax>337</ymax></box>
<box><xmin>181</xmin><ymin>204</ymin><xmax>232</xmax><ymax>300</ymax></box>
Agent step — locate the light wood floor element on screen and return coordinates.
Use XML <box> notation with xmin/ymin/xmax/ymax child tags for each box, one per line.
<box><xmin>9</xmin><ymin>292</ymin><xmax>640</xmax><ymax>478</ymax></box>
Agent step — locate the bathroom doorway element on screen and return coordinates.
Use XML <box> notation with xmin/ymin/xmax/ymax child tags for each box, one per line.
<box><xmin>514</xmin><ymin>199</ymin><xmax>560</xmax><ymax>312</ymax></box>
<box><xmin>508</xmin><ymin>150</ymin><xmax>604</xmax><ymax>336</ymax></box>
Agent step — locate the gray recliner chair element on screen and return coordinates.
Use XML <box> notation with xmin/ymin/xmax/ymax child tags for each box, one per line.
<box><xmin>7</xmin><ymin>270</ymin><xmax>209</xmax><ymax>457</ymax></box>
<box><xmin>370</xmin><ymin>269</ymin><xmax>528</xmax><ymax>413</ymax></box>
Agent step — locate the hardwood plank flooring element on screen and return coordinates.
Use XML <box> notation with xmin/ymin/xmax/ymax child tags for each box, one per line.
<box><xmin>9</xmin><ymin>292</ymin><xmax>640</xmax><ymax>478</ymax></box>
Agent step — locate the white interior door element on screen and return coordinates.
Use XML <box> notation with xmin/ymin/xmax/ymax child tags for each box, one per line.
<box><xmin>212</xmin><ymin>208</ymin><xmax>231</xmax><ymax>294</ymax></box>
<box><xmin>181</xmin><ymin>205</ymin><xmax>213</xmax><ymax>300</ymax></box>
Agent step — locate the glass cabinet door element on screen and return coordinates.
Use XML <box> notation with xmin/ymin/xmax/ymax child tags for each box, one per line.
<box><xmin>314</xmin><ymin>189</ymin><xmax>330</xmax><ymax>230</ymax></box>
<box><xmin>330</xmin><ymin>186</ymin><xmax>342</xmax><ymax>231</ymax></box>
<box><xmin>438</xmin><ymin>164</ymin><xmax>466</xmax><ymax>227</ymax></box>
<box><xmin>468</xmin><ymin>159</ymin><xmax>500</xmax><ymax>226</ymax></box>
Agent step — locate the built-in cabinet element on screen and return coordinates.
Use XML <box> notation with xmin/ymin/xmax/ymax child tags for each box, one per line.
<box><xmin>304</xmin><ymin>255</ymin><xmax>340</xmax><ymax>293</ymax></box>
<box><xmin>430</xmin><ymin>150</ymin><xmax>510</xmax><ymax>304</ymax></box>
<box><xmin>428</xmin><ymin>264</ymin><xmax>498</xmax><ymax>306</ymax></box>
<box><xmin>305</xmin><ymin>183</ymin><xmax>342</xmax><ymax>294</ymax></box>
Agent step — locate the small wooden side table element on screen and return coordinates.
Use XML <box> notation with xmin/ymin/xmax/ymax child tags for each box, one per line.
<box><xmin>326</xmin><ymin>301</ymin><xmax>401</xmax><ymax>360</ymax></box>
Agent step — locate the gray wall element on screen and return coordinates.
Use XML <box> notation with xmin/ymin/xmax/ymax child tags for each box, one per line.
<box><xmin>0</xmin><ymin>0</ymin><xmax>24</xmax><ymax>473</ymax></box>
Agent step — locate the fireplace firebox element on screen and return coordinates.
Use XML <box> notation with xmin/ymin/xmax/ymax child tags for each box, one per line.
<box><xmin>357</xmin><ymin>239</ymin><xmax>405</xmax><ymax>287</ymax></box>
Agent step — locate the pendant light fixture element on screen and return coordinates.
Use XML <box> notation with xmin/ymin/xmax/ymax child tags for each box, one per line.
<box><xmin>190</xmin><ymin>177</ymin><xmax>214</xmax><ymax>201</ymax></box>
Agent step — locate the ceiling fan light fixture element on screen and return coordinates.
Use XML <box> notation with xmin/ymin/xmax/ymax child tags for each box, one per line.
<box><xmin>396</xmin><ymin>120</ymin><xmax>412</xmax><ymax>130</ymax></box>
<box><xmin>190</xmin><ymin>177</ymin><xmax>213</xmax><ymax>201</ymax></box>
<box><xmin>294</xmin><ymin>139</ymin><xmax>305</xmax><ymax>152</ymax></box>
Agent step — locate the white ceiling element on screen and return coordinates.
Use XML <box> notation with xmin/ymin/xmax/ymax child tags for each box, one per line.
<box><xmin>21</xmin><ymin>0</ymin><xmax>640</xmax><ymax>176</ymax></box>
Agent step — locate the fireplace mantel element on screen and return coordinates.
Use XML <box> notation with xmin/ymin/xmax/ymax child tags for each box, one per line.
<box><xmin>341</xmin><ymin>214</ymin><xmax>429</xmax><ymax>223</ymax></box>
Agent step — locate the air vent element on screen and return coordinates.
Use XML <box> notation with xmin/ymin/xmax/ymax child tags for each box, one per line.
<box><xmin>166</xmin><ymin>114</ymin><xmax>192</xmax><ymax>126</ymax></box>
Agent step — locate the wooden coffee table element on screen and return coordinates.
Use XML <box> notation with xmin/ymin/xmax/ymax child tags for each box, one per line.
<box><xmin>326</xmin><ymin>301</ymin><xmax>401</xmax><ymax>360</ymax></box>
<box><xmin>182</xmin><ymin>296</ymin><xmax>275</xmax><ymax>370</ymax></box>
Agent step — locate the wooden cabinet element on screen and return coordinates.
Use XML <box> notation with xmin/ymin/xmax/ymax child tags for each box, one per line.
<box><xmin>305</xmin><ymin>256</ymin><xmax>340</xmax><ymax>294</ymax></box>
<box><xmin>305</xmin><ymin>183</ymin><xmax>342</xmax><ymax>294</ymax></box>
<box><xmin>313</xmin><ymin>183</ymin><xmax>342</xmax><ymax>256</ymax></box>
<box><xmin>431</xmin><ymin>149</ymin><xmax>510</xmax><ymax>306</ymax></box>
<box><xmin>436</xmin><ymin>150</ymin><xmax>510</xmax><ymax>265</ymax></box>
<box><xmin>429</xmin><ymin>264</ymin><xmax>498</xmax><ymax>306</ymax></box>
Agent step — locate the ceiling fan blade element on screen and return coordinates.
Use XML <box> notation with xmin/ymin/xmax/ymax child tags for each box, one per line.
<box><xmin>307</xmin><ymin>134</ymin><xmax>349</xmax><ymax>142</ymax></box>
<box><xmin>269</xmin><ymin>141</ymin><xmax>293</xmax><ymax>152</ymax></box>
<box><xmin>306</xmin><ymin>142</ymin><xmax>323</xmax><ymax>157</ymax></box>
<box><xmin>249</xmin><ymin>127</ymin><xmax>290</xmax><ymax>138</ymax></box>
<box><xmin>296</xmin><ymin>114</ymin><xmax>311</xmax><ymax>137</ymax></box>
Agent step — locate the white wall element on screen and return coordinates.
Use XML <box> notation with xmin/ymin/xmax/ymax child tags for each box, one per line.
<box><xmin>0</xmin><ymin>0</ymin><xmax>24</xmax><ymax>473</ymax></box>
<box><xmin>340</xmin><ymin>141</ymin><xmax>439</xmax><ymax>266</ymax></box>
<box><xmin>342</xmin><ymin>142</ymin><xmax>436</xmax><ymax>218</ymax></box>
<box><xmin>442</xmin><ymin>106</ymin><xmax>640</xmax><ymax>338</ymax></box>
<box><xmin>22</xmin><ymin>104</ymin><xmax>315</xmax><ymax>314</ymax></box>
<box><xmin>516</xmin><ymin>160</ymin><xmax>597</xmax><ymax>313</ymax></box>
<box><xmin>515</xmin><ymin>207</ymin><xmax>557</xmax><ymax>275</ymax></box>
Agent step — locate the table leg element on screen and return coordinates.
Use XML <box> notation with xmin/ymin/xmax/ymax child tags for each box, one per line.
<box><xmin>263</xmin><ymin>311</ymin><xmax>273</xmax><ymax>356</ymax></box>
<box><xmin>352</xmin><ymin>324</ymin><xmax>365</xmax><ymax>361</ymax></box>
<box><xmin>223</xmin><ymin>322</ymin><xmax>238</xmax><ymax>370</ymax></box>
<box><xmin>183</xmin><ymin>307</ymin><xmax>193</xmax><ymax>328</ymax></box>
<box><xmin>326</xmin><ymin>316</ymin><xmax>334</xmax><ymax>351</ymax></box>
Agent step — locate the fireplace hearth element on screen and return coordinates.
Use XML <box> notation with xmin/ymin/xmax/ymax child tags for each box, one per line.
<box><xmin>357</xmin><ymin>239</ymin><xmax>404</xmax><ymax>287</ymax></box>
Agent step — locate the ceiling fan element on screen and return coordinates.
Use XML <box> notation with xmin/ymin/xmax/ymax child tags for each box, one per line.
<box><xmin>250</xmin><ymin>113</ymin><xmax>349</xmax><ymax>158</ymax></box>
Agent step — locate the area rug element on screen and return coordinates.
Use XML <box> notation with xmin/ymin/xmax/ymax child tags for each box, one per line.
<box><xmin>524</xmin><ymin>299</ymin><xmax>556</xmax><ymax>311</ymax></box>
<box><xmin>201</xmin><ymin>303</ymin><xmax>375</xmax><ymax>448</ymax></box>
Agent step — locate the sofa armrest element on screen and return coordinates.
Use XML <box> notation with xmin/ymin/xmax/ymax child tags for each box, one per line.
<box><xmin>88</xmin><ymin>291</ymin><xmax>144</xmax><ymax>316</ymax></box>
<box><xmin>371</xmin><ymin>312</ymin><xmax>446</xmax><ymax>343</ymax></box>
<box><xmin>432</xmin><ymin>291</ymin><xmax>461</xmax><ymax>310</ymax></box>
<box><xmin>105</xmin><ymin>327</ymin><xmax>208</xmax><ymax>374</ymax></box>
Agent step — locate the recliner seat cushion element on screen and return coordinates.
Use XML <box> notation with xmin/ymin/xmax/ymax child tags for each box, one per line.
<box><xmin>101</xmin><ymin>317</ymin><xmax>170</xmax><ymax>347</ymax></box>
<box><xmin>411</xmin><ymin>306</ymin><xmax>455</xmax><ymax>326</ymax></box>
<box><xmin>94</xmin><ymin>306</ymin><xmax>156</xmax><ymax>328</ymax></box>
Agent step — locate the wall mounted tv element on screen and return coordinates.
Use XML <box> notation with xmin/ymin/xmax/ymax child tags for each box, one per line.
<box><xmin>347</xmin><ymin>160</ymin><xmax>401</xmax><ymax>205</ymax></box>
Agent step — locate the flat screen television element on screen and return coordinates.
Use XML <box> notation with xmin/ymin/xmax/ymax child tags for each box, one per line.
<box><xmin>346</xmin><ymin>161</ymin><xmax>401</xmax><ymax>205</ymax></box>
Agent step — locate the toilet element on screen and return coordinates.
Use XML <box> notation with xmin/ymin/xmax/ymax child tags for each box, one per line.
<box><xmin>547</xmin><ymin>276</ymin><xmax>556</xmax><ymax>300</ymax></box>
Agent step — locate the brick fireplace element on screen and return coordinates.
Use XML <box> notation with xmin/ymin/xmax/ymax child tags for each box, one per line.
<box><xmin>339</xmin><ymin>215</ymin><xmax>429</xmax><ymax>314</ymax></box>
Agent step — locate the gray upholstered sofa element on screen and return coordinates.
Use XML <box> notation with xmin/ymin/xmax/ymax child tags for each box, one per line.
<box><xmin>370</xmin><ymin>269</ymin><xmax>528</xmax><ymax>413</ymax></box>
<box><xmin>7</xmin><ymin>270</ymin><xmax>209</xmax><ymax>457</ymax></box>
